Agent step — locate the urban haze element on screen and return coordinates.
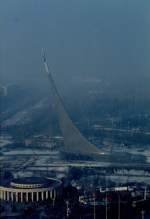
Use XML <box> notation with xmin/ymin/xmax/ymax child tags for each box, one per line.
<box><xmin>0</xmin><ymin>1</ymin><xmax>150</xmax><ymax>219</ymax></box>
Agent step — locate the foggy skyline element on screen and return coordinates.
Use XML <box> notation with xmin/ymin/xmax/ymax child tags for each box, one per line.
<box><xmin>0</xmin><ymin>0</ymin><xmax>150</xmax><ymax>99</ymax></box>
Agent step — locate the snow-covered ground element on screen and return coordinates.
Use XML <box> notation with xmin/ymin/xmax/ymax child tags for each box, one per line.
<box><xmin>3</xmin><ymin>149</ymin><xmax>59</xmax><ymax>155</ymax></box>
<box><xmin>0</xmin><ymin>136</ymin><xmax>13</xmax><ymax>147</ymax></box>
<box><xmin>108</xmin><ymin>175</ymin><xmax>150</xmax><ymax>185</ymax></box>
<box><xmin>112</xmin><ymin>146</ymin><xmax>150</xmax><ymax>163</ymax></box>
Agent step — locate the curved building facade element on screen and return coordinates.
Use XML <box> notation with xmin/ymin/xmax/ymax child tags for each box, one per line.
<box><xmin>0</xmin><ymin>177</ymin><xmax>61</xmax><ymax>203</ymax></box>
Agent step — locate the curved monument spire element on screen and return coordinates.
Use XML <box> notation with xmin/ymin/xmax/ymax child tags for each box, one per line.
<box><xmin>42</xmin><ymin>49</ymin><xmax>101</xmax><ymax>156</ymax></box>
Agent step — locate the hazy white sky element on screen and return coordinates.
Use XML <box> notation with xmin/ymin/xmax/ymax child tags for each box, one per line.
<box><xmin>0</xmin><ymin>0</ymin><xmax>150</xmax><ymax>98</ymax></box>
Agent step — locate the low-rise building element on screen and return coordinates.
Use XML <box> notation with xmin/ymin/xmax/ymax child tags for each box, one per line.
<box><xmin>0</xmin><ymin>177</ymin><xmax>61</xmax><ymax>203</ymax></box>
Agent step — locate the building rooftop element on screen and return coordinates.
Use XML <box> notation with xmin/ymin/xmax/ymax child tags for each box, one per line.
<box><xmin>12</xmin><ymin>177</ymin><xmax>49</xmax><ymax>185</ymax></box>
<box><xmin>0</xmin><ymin>176</ymin><xmax>61</xmax><ymax>189</ymax></box>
